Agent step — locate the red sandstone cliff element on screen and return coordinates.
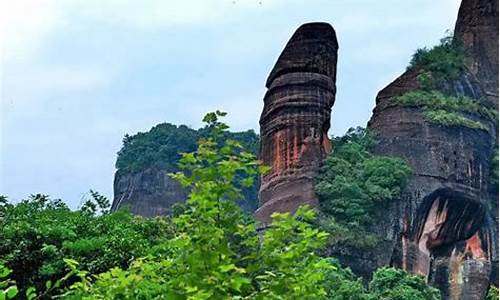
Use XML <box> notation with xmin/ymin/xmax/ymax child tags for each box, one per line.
<box><xmin>254</xmin><ymin>22</ymin><xmax>338</xmax><ymax>224</ymax></box>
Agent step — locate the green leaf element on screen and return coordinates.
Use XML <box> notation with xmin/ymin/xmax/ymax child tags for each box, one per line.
<box><xmin>5</xmin><ymin>287</ymin><xmax>17</xmax><ymax>299</ymax></box>
<box><xmin>45</xmin><ymin>280</ymin><xmax>52</xmax><ymax>290</ymax></box>
<box><xmin>219</xmin><ymin>264</ymin><xmax>236</xmax><ymax>273</ymax></box>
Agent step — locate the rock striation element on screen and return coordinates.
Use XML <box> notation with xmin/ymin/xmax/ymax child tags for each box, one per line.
<box><xmin>112</xmin><ymin>168</ymin><xmax>189</xmax><ymax>217</ymax></box>
<box><xmin>112</xmin><ymin>167</ymin><xmax>260</xmax><ymax>217</ymax></box>
<box><xmin>361</xmin><ymin>0</ymin><xmax>498</xmax><ymax>298</ymax></box>
<box><xmin>254</xmin><ymin>22</ymin><xmax>338</xmax><ymax>224</ymax></box>
<box><xmin>454</xmin><ymin>0</ymin><xmax>499</xmax><ymax>109</ymax></box>
<box><xmin>111</xmin><ymin>124</ymin><xmax>260</xmax><ymax>217</ymax></box>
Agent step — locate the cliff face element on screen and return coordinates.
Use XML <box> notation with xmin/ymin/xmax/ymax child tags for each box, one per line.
<box><xmin>111</xmin><ymin>125</ymin><xmax>260</xmax><ymax>217</ymax></box>
<box><xmin>112</xmin><ymin>168</ymin><xmax>188</xmax><ymax>217</ymax></box>
<box><xmin>113</xmin><ymin>167</ymin><xmax>260</xmax><ymax>216</ymax></box>
<box><xmin>254</xmin><ymin>22</ymin><xmax>338</xmax><ymax>224</ymax></box>
<box><xmin>454</xmin><ymin>0</ymin><xmax>499</xmax><ymax>108</ymax></box>
<box><xmin>363</xmin><ymin>0</ymin><xmax>498</xmax><ymax>298</ymax></box>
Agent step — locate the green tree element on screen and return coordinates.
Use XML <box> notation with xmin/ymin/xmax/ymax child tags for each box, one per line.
<box><xmin>0</xmin><ymin>194</ymin><xmax>173</xmax><ymax>298</ymax></box>
<box><xmin>315</xmin><ymin>127</ymin><xmax>412</xmax><ymax>248</ymax></box>
<box><xmin>368</xmin><ymin>267</ymin><xmax>440</xmax><ymax>300</ymax></box>
<box><xmin>408</xmin><ymin>34</ymin><xmax>467</xmax><ymax>83</ymax></box>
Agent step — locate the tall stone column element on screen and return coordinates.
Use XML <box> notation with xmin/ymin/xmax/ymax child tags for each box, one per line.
<box><xmin>254</xmin><ymin>22</ymin><xmax>338</xmax><ymax>225</ymax></box>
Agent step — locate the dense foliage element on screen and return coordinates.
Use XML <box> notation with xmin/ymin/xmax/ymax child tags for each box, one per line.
<box><xmin>367</xmin><ymin>267</ymin><xmax>440</xmax><ymax>300</ymax></box>
<box><xmin>116</xmin><ymin>124</ymin><xmax>199</xmax><ymax>173</ymax></box>
<box><xmin>0</xmin><ymin>193</ymin><xmax>174</xmax><ymax>298</ymax></box>
<box><xmin>314</xmin><ymin>127</ymin><xmax>412</xmax><ymax>248</ymax></box>
<box><xmin>422</xmin><ymin>109</ymin><xmax>488</xmax><ymax>130</ymax></box>
<box><xmin>0</xmin><ymin>113</ymin><xmax>441</xmax><ymax>299</ymax></box>
<box><xmin>115</xmin><ymin>123</ymin><xmax>259</xmax><ymax>174</ymax></box>
<box><xmin>408</xmin><ymin>34</ymin><xmax>467</xmax><ymax>83</ymax></box>
<box><xmin>488</xmin><ymin>286</ymin><xmax>499</xmax><ymax>300</ymax></box>
<box><xmin>395</xmin><ymin>33</ymin><xmax>497</xmax><ymax>131</ymax></box>
<box><xmin>67</xmin><ymin>111</ymin><xmax>334</xmax><ymax>299</ymax></box>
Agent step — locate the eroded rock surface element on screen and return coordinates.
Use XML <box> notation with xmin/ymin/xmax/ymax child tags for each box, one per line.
<box><xmin>254</xmin><ymin>22</ymin><xmax>338</xmax><ymax>224</ymax></box>
<box><xmin>112</xmin><ymin>168</ymin><xmax>188</xmax><ymax>217</ymax></box>
<box><xmin>112</xmin><ymin>167</ymin><xmax>260</xmax><ymax>217</ymax></box>
<box><xmin>454</xmin><ymin>0</ymin><xmax>499</xmax><ymax>108</ymax></box>
<box><xmin>361</xmin><ymin>0</ymin><xmax>498</xmax><ymax>298</ymax></box>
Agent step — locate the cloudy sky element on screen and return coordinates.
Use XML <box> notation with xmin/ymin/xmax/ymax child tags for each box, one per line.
<box><xmin>1</xmin><ymin>0</ymin><xmax>461</xmax><ymax>208</ymax></box>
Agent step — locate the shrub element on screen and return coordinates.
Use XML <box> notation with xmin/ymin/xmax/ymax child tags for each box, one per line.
<box><xmin>314</xmin><ymin>127</ymin><xmax>412</xmax><ymax>248</ymax></box>
<box><xmin>368</xmin><ymin>267</ymin><xmax>441</xmax><ymax>300</ymax></box>
<box><xmin>487</xmin><ymin>286</ymin><xmax>499</xmax><ymax>300</ymax></box>
<box><xmin>408</xmin><ymin>34</ymin><xmax>467</xmax><ymax>82</ymax></box>
<box><xmin>0</xmin><ymin>193</ymin><xmax>174</xmax><ymax>298</ymax></box>
<box><xmin>422</xmin><ymin>110</ymin><xmax>487</xmax><ymax>130</ymax></box>
<box><xmin>394</xmin><ymin>90</ymin><xmax>497</xmax><ymax>121</ymax></box>
<box><xmin>394</xmin><ymin>34</ymin><xmax>496</xmax><ymax>131</ymax></box>
<box><xmin>393</xmin><ymin>90</ymin><xmax>495</xmax><ymax>131</ymax></box>
<box><xmin>0</xmin><ymin>263</ymin><xmax>18</xmax><ymax>300</ymax></box>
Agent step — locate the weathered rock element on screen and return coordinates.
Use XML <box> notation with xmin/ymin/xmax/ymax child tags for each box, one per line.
<box><xmin>111</xmin><ymin>124</ymin><xmax>260</xmax><ymax>217</ymax></box>
<box><xmin>454</xmin><ymin>0</ymin><xmax>499</xmax><ymax>109</ymax></box>
<box><xmin>112</xmin><ymin>167</ymin><xmax>260</xmax><ymax>217</ymax></box>
<box><xmin>255</xmin><ymin>22</ymin><xmax>338</xmax><ymax>224</ymax></box>
<box><xmin>112</xmin><ymin>168</ymin><xmax>188</xmax><ymax>217</ymax></box>
<box><xmin>355</xmin><ymin>0</ymin><xmax>499</xmax><ymax>298</ymax></box>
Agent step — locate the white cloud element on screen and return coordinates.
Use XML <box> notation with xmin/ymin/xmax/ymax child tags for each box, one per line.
<box><xmin>1</xmin><ymin>64</ymin><xmax>112</xmax><ymax>120</ymax></box>
<box><xmin>0</xmin><ymin>0</ymin><xmax>289</xmax><ymax>63</ymax></box>
<box><xmin>72</xmin><ymin>0</ymin><xmax>287</xmax><ymax>29</ymax></box>
<box><xmin>0</xmin><ymin>0</ymin><xmax>63</xmax><ymax>62</ymax></box>
<box><xmin>6</xmin><ymin>64</ymin><xmax>110</xmax><ymax>94</ymax></box>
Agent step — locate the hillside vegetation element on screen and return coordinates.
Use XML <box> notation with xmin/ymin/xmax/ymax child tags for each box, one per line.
<box><xmin>1</xmin><ymin>112</ymin><xmax>441</xmax><ymax>300</ymax></box>
<box><xmin>394</xmin><ymin>34</ymin><xmax>497</xmax><ymax>131</ymax></box>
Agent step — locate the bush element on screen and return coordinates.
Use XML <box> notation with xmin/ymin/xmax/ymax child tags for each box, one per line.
<box><xmin>0</xmin><ymin>193</ymin><xmax>174</xmax><ymax>298</ymax></box>
<box><xmin>314</xmin><ymin>128</ymin><xmax>412</xmax><ymax>248</ymax></box>
<box><xmin>368</xmin><ymin>267</ymin><xmax>441</xmax><ymax>300</ymax></box>
<box><xmin>393</xmin><ymin>90</ymin><xmax>495</xmax><ymax>131</ymax></box>
<box><xmin>408</xmin><ymin>34</ymin><xmax>467</xmax><ymax>82</ymax></box>
<box><xmin>394</xmin><ymin>90</ymin><xmax>497</xmax><ymax>121</ymax></box>
<box><xmin>422</xmin><ymin>110</ymin><xmax>487</xmax><ymax>130</ymax></box>
<box><xmin>394</xmin><ymin>34</ymin><xmax>496</xmax><ymax>132</ymax></box>
<box><xmin>0</xmin><ymin>263</ymin><xmax>18</xmax><ymax>300</ymax></box>
<box><xmin>487</xmin><ymin>286</ymin><xmax>499</xmax><ymax>300</ymax></box>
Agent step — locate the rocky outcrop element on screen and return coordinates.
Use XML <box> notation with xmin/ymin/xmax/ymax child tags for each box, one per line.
<box><xmin>254</xmin><ymin>22</ymin><xmax>338</xmax><ymax>224</ymax></box>
<box><xmin>111</xmin><ymin>124</ymin><xmax>260</xmax><ymax>217</ymax></box>
<box><xmin>454</xmin><ymin>0</ymin><xmax>499</xmax><ymax>108</ymax></box>
<box><xmin>112</xmin><ymin>168</ymin><xmax>188</xmax><ymax>217</ymax></box>
<box><xmin>360</xmin><ymin>0</ymin><xmax>498</xmax><ymax>298</ymax></box>
<box><xmin>112</xmin><ymin>167</ymin><xmax>260</xmax><ymax>217</ymax></box>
